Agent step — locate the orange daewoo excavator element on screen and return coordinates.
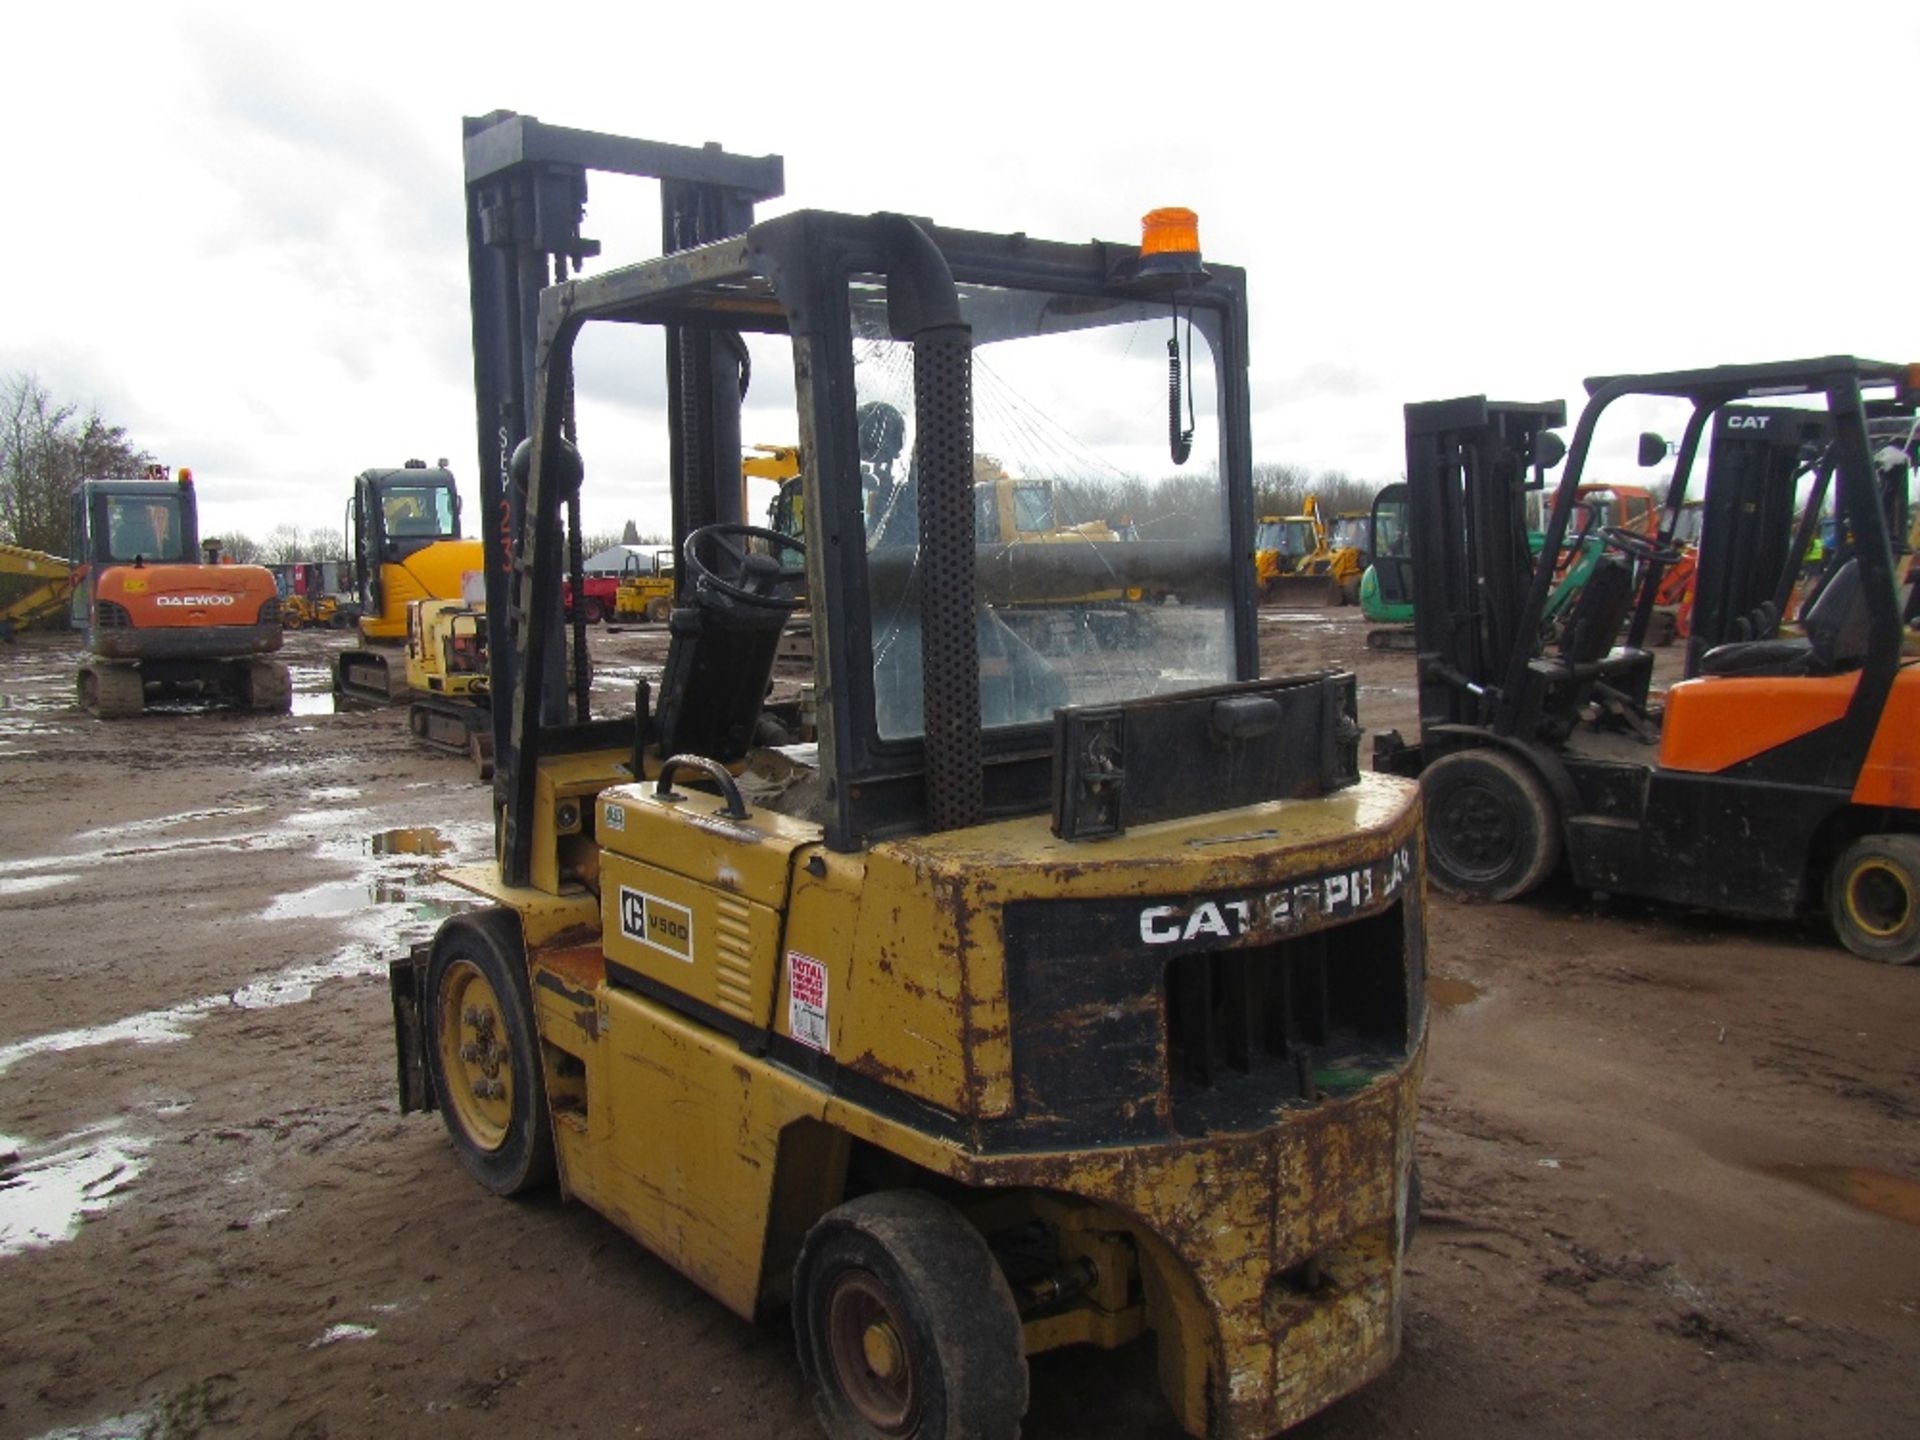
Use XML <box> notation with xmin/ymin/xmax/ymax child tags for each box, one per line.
<box><xmin>69</xmin><ymin>466</ymin><xmax>289</xmax><ymax>717</ymax></box>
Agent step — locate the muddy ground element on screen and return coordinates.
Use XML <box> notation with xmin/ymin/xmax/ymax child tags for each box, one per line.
<box><xmin>0</xmin><ymin>614</ymin><xmax>1915</xmax><ymax>1440</ymax></box>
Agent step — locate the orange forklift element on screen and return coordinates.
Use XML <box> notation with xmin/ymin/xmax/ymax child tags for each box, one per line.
<box><xmin>1375</xmin><ymin>357</ymin><xmax>1920</xmax><ymax>964</ymax></box>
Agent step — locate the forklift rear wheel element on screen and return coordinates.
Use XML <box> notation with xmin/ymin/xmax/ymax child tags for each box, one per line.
<box><xmin>1421</xmin><ymin>748</ymin><xmax>1561</xmax><ymax>902</ymax></box>
<box><xmin>794</xmin><ymin>1190</ymin><xmax>1028</xmax><ymax>1440</ymax></box>
<box><xmin>1827</xmin><ymin>835</ymin><xmax>1920</xmax><ymax>965</ymax></box>
<box><xmin>424</xmin><ymin>910</ymin><xmax>556</xmax><ymax>1194</ymax></box>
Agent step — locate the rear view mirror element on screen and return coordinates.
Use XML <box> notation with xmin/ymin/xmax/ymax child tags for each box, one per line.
<box><xmin>1637</xmin><ymin>432</ymin><xmax>1668</xmax><ymax>468</ymax></box>
<box><xmin>1533</xmin><ymin>432</ymin><xmax>1568</xmax><ymax>470</ymax></box>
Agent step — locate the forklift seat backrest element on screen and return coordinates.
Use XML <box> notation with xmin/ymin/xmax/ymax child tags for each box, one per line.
<box><xmin>1697</xmin><ymin>558</ymin><xmax>1869</xmax><ymax>678</ymax></box>
<box><xmin>1803</xmin><ymin>558</ymin><xmax>1870</xmax><ymax>670</ymax></box>
<box><xmin>1557</xmin><ymin>557</ymin><xmax>1634</xmax><ymax>666</ymax></box>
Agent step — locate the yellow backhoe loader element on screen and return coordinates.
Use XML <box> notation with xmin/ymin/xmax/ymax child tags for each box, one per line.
<box><xmin>1256</xmin><ymin>497</ymin><xmax>1364</xmax><ymax>606</ymax></box>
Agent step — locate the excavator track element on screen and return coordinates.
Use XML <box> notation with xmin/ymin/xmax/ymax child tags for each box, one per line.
<box><xmin>408</xmin><ymin>697</ymin><xmax>494</xmax><ymax>779</ymax></box>
<box><xmin>243</xmin><ymin>659</ymin><xmax>294</xmax><ymax>713</ymax></box>
<box><xmin>333</xmin><ymin>647</ymin><xmax>410</xmax><ymax>706</ymax></box>
<box><xmin>78</xmin><ymin>663</ymin><xmax>147</xmax><ymax>718</ymax></box>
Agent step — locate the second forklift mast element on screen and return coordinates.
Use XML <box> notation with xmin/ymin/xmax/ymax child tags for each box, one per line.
<box><xmin>462</xmin><ymin>111</ymin><xmax>784</xmax><ymax>827</ymax></box>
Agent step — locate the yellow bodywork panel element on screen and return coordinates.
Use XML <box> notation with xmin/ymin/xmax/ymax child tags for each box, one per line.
<box><xmin>360</xmin><ymin>538</ymin><xmax>483</xmax><ymax>641</ymax></box>
<box><xmin>403</xmin><ymin>599</ymin><xmax>488</xmax><ymax>697</ymax></box>
<box><xmin>488</xmin><ymin>763</ymin><xmax>1424</xmax><ymax>1440</ymax></box>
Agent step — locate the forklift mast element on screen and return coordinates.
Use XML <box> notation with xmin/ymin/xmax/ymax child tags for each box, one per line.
<box><xmin>1678</xmin><ymin>406</ymin><xmax>1827</xmax><ymax>676</ymax></box>
<box><xmin>1399</xmin><ymin>396</ymin><xmax>1566</xmax><ymax>736</ymax></box>
<box><xmin>462</xmin><ymin>111</ymin><xmax>785</xmax><ymax>816</ymax></box>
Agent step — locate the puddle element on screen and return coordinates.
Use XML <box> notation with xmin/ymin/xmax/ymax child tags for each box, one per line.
<box><xmin>0</xmin><ymin>820</ymin><xmax>488</xmax><ymax>1078</ymax></box>
<box><xmin>0</xmin><ymin>829</ymin><xmax>304</xmax><ymax>879</ymax></box>
<box><xmin>310</xmin><ymin>1322</ymin><xmax>378</xmax><ymax>1347</ymax></box>
<box><xmin>0</xmin><ymin>874</ymin><xmax>78</xmax><ymax>897</ymax></box>
<box><xmin>281</xmin><ymin>807</ymin><xmax>373</xmax><ymax>830</ymax></box>
<box><xmin>1764</xmin><ymin>1163</ymin><xmax>1920</xmax><ymax>1228</ymax></box>
<box><xmin>370</xmin><ymin>826</ymin><xmax>453</xmax><ymax>856</ymax></box>
<box><xmin>71</xmin><ymin>805</ymin><xmax>268</xmax><ymax>843</ymax></box>
<box><xmin>0</xmin><ymin>1126</ymin><xmax>148</xmax><ymax>1256</ymax></box>
<box><xmin>30</xmin><ymin>1412</ymin><xmax>155</xmax><ymax>1440</ymax></box>
<box><xmin>1428</xmin><ymin>975</ymin><xmax>1483</xmax><ymax>1010</ymax></box>
<box><xmin>290</xmin><ymin>692</ymin><xmax>346</xmax><ymax>716</ymax></box>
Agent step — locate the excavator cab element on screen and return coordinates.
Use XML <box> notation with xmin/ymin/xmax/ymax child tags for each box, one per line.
<box><xmin>349</xmin><ymin>461</ymin><xmax>463</xmax><ymax>621</ymax></box>
<box><xmin>388</xmin><ymin>113</ymin><xmax>1428</xmax><ymax>1440</ymax></box>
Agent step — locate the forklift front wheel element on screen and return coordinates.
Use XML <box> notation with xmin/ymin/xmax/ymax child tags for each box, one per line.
<box><xmin>794</xmin><ymin>1190</ymin><xmax>1028</xmax><ymax>1440</ymax></box>
<box><xmin>1828</xmin><ymin>835</ymin><xmax>1920</xmax><ymax>965</ymax></box>
<box><xmin>1422</xmin><ymin>748</ymin><xmax>1561</xmax><ymax>902</ymax></box>
<box><xmin>424</xmin><ymin>911</ymin><xmax>556</xmax><ymax>1194</ymax></box>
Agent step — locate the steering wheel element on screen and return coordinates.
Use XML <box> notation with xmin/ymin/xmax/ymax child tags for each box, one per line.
<box><xmin>1600</xmin><ymin>525</ymin><xmax>1685</xmax><ymax>565</ymax></box>
<box><xmin>683</xmin><ymin>523</ymin><xmax>806</xmax><ymax>611</ymax></box>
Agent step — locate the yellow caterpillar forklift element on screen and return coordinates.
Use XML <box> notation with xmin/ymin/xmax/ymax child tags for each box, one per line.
<box><xmin>389</xmin><ymin>112</ymin><xmax>1428</xmax><ymax>1439</ymax></box>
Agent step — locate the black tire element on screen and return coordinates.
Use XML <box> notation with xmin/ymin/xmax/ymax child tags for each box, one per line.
<box><xmin>1827</xmin><ymin>834</ymin><xmax>1920</xmax><ymax>965</ymax></box>
<box><xmin>794</xmin><ymin>1191</ymin><xmax>1028</xmax><ymax>1440</ymax></box>
<box><xmin>1421</xmin><ymin>747</ymin><xmax>1560</xmax><ymax>901</ymax></box>
<box><xmin>646</xmin><ymin>596</ymin><xmax>672</xmax><ymax>624</ymax></box>
<box><xmin>583</xmin><ymin>598</ymin><xmax>604</xmax><ymax>625</ymax></box>
<box><xmin>423</xmin><ymin>909</ymin><xmax>556</xmax><ymax>1195</ymax></box>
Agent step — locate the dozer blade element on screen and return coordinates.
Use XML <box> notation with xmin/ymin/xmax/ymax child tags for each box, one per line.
<box><xmin>1365</xmin><ymin>626</ymin><xmax>1417</xmax><ymax>652</ymax></box>
<box><xmin>1260</xmin><ymin>573</ymin><xmax>1342</xmax><ymax>607</ymax></box>
<box><xmin>333</xmin><ymin>648</ymin><xmax>409</xmax><ymax>705</ymax></box>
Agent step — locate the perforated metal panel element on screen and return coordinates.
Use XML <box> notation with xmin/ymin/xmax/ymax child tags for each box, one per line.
<box><xmin>915</xmin><ymin>331</ymin><xmax>983</xmax><ymax>832</ymax></box>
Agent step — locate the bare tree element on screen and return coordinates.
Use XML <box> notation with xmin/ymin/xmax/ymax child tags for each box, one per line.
<box><xmin>261</xmin><ymin>523</ymin><xmax>307</xmax><ymax>566</ymax></box>
<box><xmin>1</xmin><ymin>372</ymin><xmax>151</xmax><ymax>555</ymax></box>
<box><xmin>1252</xmin><ymin>463</ymin><xmax>1380</xmax><ymax>520</ymax></box>
<box><xmin>215</xmin><ymin>532</ymin><xmax>264</xmax><ymax>564</ymax></box>
<box><xmin>302</xmin><ymin>525</ymin><xmax>348</xmax><ymax>562</ymax></box>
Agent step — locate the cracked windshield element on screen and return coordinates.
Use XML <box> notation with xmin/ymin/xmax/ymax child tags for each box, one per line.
<box><xmin>852</xmin><ymin>279</ymin><xmax>1233</xmax><ymax>739</ymax></box>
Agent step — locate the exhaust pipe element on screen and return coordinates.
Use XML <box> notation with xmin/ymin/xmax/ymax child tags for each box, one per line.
<box><xmin>877</xmin><ymin>214</ymin><xmax>980</xmax><ymax>833</ymax></box>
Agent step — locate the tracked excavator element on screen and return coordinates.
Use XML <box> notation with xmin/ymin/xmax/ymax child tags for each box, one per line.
<box><xmin>58</xmin><ymin>467</ymin><xmax>289</xmax><ymax>716</ymax></box>
<box><xmin>385</xmin><ymin>113</ymin><xmax>1429</xmax><ymax>1440</ymax></box>
<box><xmin>333</xmin><ymin>460</ymin><xmax>493</xmax><ymax>769</ymax></box>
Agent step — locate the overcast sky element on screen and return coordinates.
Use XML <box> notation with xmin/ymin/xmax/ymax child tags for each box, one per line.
<box><xmin>6</xmin><ymin>1</ymin><xmax>1914</xmax><ymax>545</ymax></box>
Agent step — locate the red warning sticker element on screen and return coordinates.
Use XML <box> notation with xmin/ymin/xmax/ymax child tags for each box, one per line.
<box><xmin>787</xmin><ymin>950</ymin><xmax>829</xmax><ymax>1053</ymax></box>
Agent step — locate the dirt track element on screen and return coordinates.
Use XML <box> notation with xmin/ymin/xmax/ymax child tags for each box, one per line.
<box><xmin>1</xmin><ymin>616</ymin><xmax>1916</xmax><ymax>1440</ymax></box>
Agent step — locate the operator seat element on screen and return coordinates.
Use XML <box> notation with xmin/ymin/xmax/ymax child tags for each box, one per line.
<box><xmin>1557</xmin><ymin>556</ymin><xmax>1636</xmax><ymax>667</ymax></box>
<box><xmin>653</xmin><ymin>549</ymin><xmax>792</xmax><ymax>763</ymax></box>
<box><xmin>1698</xmin><ymin>559</ymin><xmax>1870</xmax><ymax>678</ymax></box>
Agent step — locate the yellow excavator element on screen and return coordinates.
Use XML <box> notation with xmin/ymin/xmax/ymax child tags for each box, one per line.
<box><xmin>332</xmin><ymin>460</ymin><xmax>493</xmax><ymax>773</ymax></box>
<box><xmin>1</xmin><ymin>543</ymin><xmax>81</xmax><ymax>640</ymax></box>
<box><xmin>388</xmin><ymin>114</ymin><xmax>1426</xmax><ymax>1440</ymax></box>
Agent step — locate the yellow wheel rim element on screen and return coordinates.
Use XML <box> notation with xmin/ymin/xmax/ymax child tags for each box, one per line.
<box><xmin>437</xmin><ymin>959</ymin><xmax>514</xmax><ymax>1151</ymax></box>
<box><xmin>1847</xmin><ymin>858</ymin><xmax>1915</xmax><ymax>940</ymax></box>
